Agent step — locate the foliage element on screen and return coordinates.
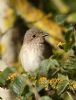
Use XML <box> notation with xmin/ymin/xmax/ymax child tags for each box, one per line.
<box><xmin>1</xmin><ymin>0</ymin><xmax>76</xmax><ymax>100</ymax></box>
<box><xmin>1</xmin><ymin>34</ymin><xmax>76</xmax><ymax>100</ymax></box>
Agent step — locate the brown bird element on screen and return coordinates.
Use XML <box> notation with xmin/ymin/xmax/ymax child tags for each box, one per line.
<box><xmin>19</xmin><ymin>28</ymin><xmax>52</xmax><ymax>72</ymax></box>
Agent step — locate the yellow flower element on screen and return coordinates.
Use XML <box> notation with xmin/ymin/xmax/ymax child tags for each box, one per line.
<box><xmin>38</xmin><ymin>77</ymin><xmax>49</xmax><ymax>89</ymax></box>
<box><xmin>7</xmin><ymin>72</ymin><xmax>17</xmax><ymax>81</ymax></box>
<box><xmin>49</xmin><ymin>78</ymin><xmax>61</xmax><ymax>89</ymax></box>
<box><xmin>70</xmin><ymin>81</ymin><xmax>76</xmax><ymax>90</ymax></box>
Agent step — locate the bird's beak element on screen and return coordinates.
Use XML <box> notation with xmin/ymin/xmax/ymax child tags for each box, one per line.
<box><xmin>44</xmin><ymin>33</ymin><xmax>50</xmax><ymax>41</ymax></box>
<box><xmin>43</xmin><ymin>33</ymin><xmax>51</xmax><ymax>43</ymax></box>
<box><xmin>42</xmin><ymin>33</ymin><xmax>48</xmax><ymax>37</ymax></box>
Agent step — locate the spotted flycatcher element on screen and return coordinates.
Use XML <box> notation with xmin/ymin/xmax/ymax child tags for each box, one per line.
<box><xmin>19</xmin><ymin>28</ymin><xmax>52</xmax><ymax>72</ymax></box>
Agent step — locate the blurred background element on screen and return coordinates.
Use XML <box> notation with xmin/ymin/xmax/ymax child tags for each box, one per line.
<box><xmin>0</xmin><ymin>0</ymin><xmax>76</xmax><ymax>70</ymax></box>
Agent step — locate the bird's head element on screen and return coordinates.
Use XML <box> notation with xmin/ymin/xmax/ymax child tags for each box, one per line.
<box><xmin>23</xmin><ymin>27</ymin><xmax>48</xmax><ymax>44</ymax></box>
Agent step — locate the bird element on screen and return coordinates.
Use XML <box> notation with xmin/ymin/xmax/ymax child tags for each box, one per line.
<box><xmin>19</xmin><ymin>27</ymin><xmax>52</xmax><ymax>72</ymax></box>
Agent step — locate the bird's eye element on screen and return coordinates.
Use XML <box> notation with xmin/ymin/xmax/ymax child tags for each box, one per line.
<box><xmin>32</xmin><ymin>34</ymin><xmax>36</xmax><ymax>38</ymax></box>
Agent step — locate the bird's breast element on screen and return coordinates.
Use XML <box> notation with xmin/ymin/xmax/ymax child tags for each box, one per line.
<box><xmin>20</xmin><ymin>43</ymin><xmax>44</xmax><ymax>72</ymax></box>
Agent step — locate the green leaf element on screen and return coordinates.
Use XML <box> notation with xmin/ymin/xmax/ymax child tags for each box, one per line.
<box><xmin>55</xmin><ymin>14</ymin><xmax>66</xmax><ymax>25</ymax></box>
<box><xmin>61</xmin><ymin>92</ymin><xmax>73</xmax><ymax>100</ymax></box>
<box><xmin>22</xmin><ymin>92</ymin><xmax>33</xmax><ymax>100</ymax></box>
<box><xmin>58</xmin><ymin>74</ymin><xmax>69</xmax><ymax>80</ymax></box>
<box><xmin>41</xmin><ymin>96</ymin><xmax>52</xmax><ymax>100</ymax></box>
<box><xmin>39</xmin><ymin>58</ymin><xmax>59</xmax><ymax>77</ymax></box>
<box><xmin>67</xmin><ymin>13</ymin><xmax>76</xmax><ymax>23</ymax></box>
<box><xmin>63</xmin><ymin>58</ymin><xmax>76</xmax><ymax>70</ymax></box>
<box><xmin>0</xmin><ymin>67</ymin><xmax>16</xmax><ymax>85</ymax></box>
<box><xmin>10</xmin><ymin>74</ymin><xmax>27</xmax><ymax>96</ymax></box>
<box><xmin>57</xmin><ymin>79</ymin><xmax>69</xmax><ymax>95</ymax></box>
<box><xmin>62</xmin><ymin>58</ymin><xmax>76</xmax><ymax>79</ymax></box>
<box><xmin>63</xmin><ymin>25</ymin><xmax>75</xmax><ymax>51</ymax></box>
